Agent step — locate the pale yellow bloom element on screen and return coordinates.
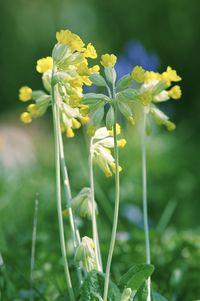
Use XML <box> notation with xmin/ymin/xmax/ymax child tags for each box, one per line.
<box><xmin>72</xmin><ymin>118</ymin><xmax>81</xmax><ymax>129</ymax></box>
<box><xmin>19</xmin><ymin>86</ymin><xmax>32</xmax><ymax>102</ymax></box>
<box><xmin>36</xmin><ymin>57</ymin><xmax>53</xmax><ymax>74</ymax></box>
<box><xmin>168</xmin><ymin>85</ymin><xmax>182</xmax><ymax>99</ymax></box>
<box><xmin>66</xmin><ymin>127</ymin><xmax>75</xmax><ymax>138</ymax></box>
<box><xmin>101</xmin><ymin>54</ymin><xmax>117</xmax><ymax>67</ymax></box>
<box><xmin>20</xmin><ymin>112</ymin><xmax>32</xmax><ymax>124</ymax></box>
<box><xmin>132</xmin><ymin>66</ymin><xmax>145</xmax><ymax>83</ymax></box>
<box><xmin>117</xmin><ymin>139</ymin><xmax>127</xmax><ymax>148</ymax></box>
<box><xmin>84</xmin><ymin>43</ymin><xmax>97</xmax><ymax>59</ymax></box>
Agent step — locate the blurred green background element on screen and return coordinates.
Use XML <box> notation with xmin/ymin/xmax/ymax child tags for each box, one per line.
<box><xmin>0</xmin><ymin>0</ymin><xmax>200</xmax><ymax>300</ymax></box>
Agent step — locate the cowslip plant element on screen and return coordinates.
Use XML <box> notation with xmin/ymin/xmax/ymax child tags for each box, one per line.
<box><xmin>18</xmin><ymin>29</ymin><xmax>182</xmax><ymax>301</ymax></box>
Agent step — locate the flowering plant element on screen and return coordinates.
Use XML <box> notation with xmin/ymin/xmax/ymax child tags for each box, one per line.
<box><xmin>19</xmin><ymin>29</ymin><xmax>182</xmax><ymax>301</ymax></box>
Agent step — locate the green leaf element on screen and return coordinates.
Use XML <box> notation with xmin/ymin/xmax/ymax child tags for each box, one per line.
<box><xmin>151</xmin><ymin>290</ymin><xmax>168</xmax><ymax>301</ymax></box>
<box><xmin>118</xmin><ymin>264</ymin><xmax>154</xmax><ymax>291</ymax></box>
<box><xmin>116</xmin><ymin>88</ymin><xmax>138</xmax><ymax>102</ymax></box>
<box><xmin>92</xmin><ymin>106</ymin><xmax>105</xmax><ymax>125</ymax></box>
<box><xmin>117</xmin><ymin>101</ymin><xmax>132</xmax><ymax>119</ymax></box>
<box><xmin>90</xmin><ymin>74</ymin><xmax>107</xmax><ymax>87</ymax></box>
<box><xmin>83</xmin><ymin>93</ymin><xmax>109</xmax><ymax>105</ymax></box>
<box><xmin>104</xmin><ymin>66</ymin><xmax>117</xmax><ymax>84</ymax></box>
<box><xmin>80</xmin><ymin>270</ymin><xmax>121</xmax><ymax>301</ymax></box>
<box><xmin>116</xmin><ymin>75</ymin><xmax>133</xmax><ymax>92</ymax></box>
<box><xmin>106</xmin><ymin>106</ymin><xmax>115</xmax><ymax>129</ymax></box>
<box><xmin>133</xmin><ymin>282</ymin><xmax>147</xmax><ymax>301</ymax></box>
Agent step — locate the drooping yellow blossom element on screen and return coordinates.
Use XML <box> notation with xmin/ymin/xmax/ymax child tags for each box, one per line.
<box><xmin>66</xmin><ymin>127</ymin><xmax>75</xmax><ymax>138</ymax></box>
<box><xmin>20</xmin><ymin>112</ymin><xmax>32</xmax><ymax>124</ymax></box>
<box><xmin>56</xmin><ymin>30</ymin><xmax>85</xmax><ymax>52</ymax></box>
<box><xmin>168</xmin><ymin>85</ymin><xmax>182</xmax><ymax>99</ymax></box>
<box><xmin>27</xmin><ymin>104</ymin><xmax>40</xmax><ymax>117</ymax></box>
<box><xmin>72</xmin><ymin>118</ymin><xmax>81</xmax><ymax>129</ymax></box>
<box><xmin>109</xmin><ymin>123</ymin><xmax>121</xmax><ymax>136</ymax></box>
<box><xmin>36</xmin><ymin>57</ymin><xmax>53</xmax><ymax>74</ymax></box>
<box><xmin>117</xmin><ymin>139</ymin><xmax>127</xmax><ymax>148</ymax></box>
<box><xmin>144</xmin><ymin>71</ymin><xmax>160</xmax><ymax>83</ymax></box>
<box><xmin>132</xmin><ymin>66</ymin><xmax>145</xmax><ymax>83</ymax></box>
<box><xmin>79</xmin><ymin>104</ymin><xmax>89</xmax><ymax>116</ymax></box>
<box><xmin>80</xmin><ymin>116</ymin><xmax>90</xmax><ymax>124</ymax></box>
<box><xmin>89</xmin><ymin>65</ymin><xmax>100</xmax><ymax>74</ymax></box>
<box><xmin>84</xmin><ymin>43</ymin><xmax>97</xmax><ymax>59</ymax></box>
<box><xmin>166</xmin><ymin>121</ymin><xmax>176</xmax><ymax>131</ymax></box>
<box><xmin>82</xmin><ymin>76</ymin><xmax>92</xmax><ymax>86</ymax></box>
<box><xmin>101</xmin><ymin>54</ymin><xmax>117</xmax><ymax>67</ymax></box>
<box><xmin>138</xmin><ymin>91</ymin><xmax>152</xmax><ymax>106</ymax></box>
<box><xmin>111</xmin><ymin>163</ymin><xmax>122</xmax><ymax>174</ymax></box>
<box><xmin>161</xmin><ymin>66</ymin><xmax>181</xmax><ymax>85</ymax></box>
<box><xmin>19</xmin><ymin>86</ymin><xmax>32</xmax><ymax>102</ymax></box>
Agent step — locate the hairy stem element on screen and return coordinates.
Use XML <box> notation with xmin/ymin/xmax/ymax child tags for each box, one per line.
<box><xmin>103</xmin><ymin>106</ymin><xmax>120</xmax><ymax>301</ymax></box>
<box><xmin>52</xmin><ymin>77</ymin><xmax>75</xmax><ymax>301</ymax></box>
<box><xmin>141</xmin><ymin>110</ymin><xmax>151</xmax><ymax>301</ymax></box>
<box><xmin>89</xmin><ymin>140</ymin><xmax>103</xmax><ymax>272</ymax></box>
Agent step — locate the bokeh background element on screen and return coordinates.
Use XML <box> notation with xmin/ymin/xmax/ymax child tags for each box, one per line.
<box><xmin>0</xmin><ymin>0</ymin><xmax>200</xmax><ymax>300</ymax></box>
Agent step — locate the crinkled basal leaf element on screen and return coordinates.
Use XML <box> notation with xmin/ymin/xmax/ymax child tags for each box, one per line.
<box><xmin>92</xmin><ymin>106</ymin><xmax>105</xmax><ymax>125</ymax></box>
<box><xmin>116</xmin><ymin>75</ymin><xmax>133</xmax><ymax>92</ymax></box>
<box><xmin>151</xmin><ymin>290</ymin><xmax>168</xmax><ymax>301</ymax></box>
<box><xmin>79</xmin><ymin>270</ymin><xmax>121</xmax><ymax>301</ymax></box>
<box><xmin>118</xmin><ymin>264</ymin><xmax>154</xmax><ymax>291</ymax></box>
<box><xmin>116</xmin><ymin>88</ymin><xmax>138</xmax><ymax>102</ymax></box>
<box><xmin>106</xmin><ymin>106</ymin><xmax>115</xmax><ymax>129</ymax></box>
<box><xmin>83</xmin><ymin>93</ymin><xmax>110</xmax><ymax>105</ymax></box>
<box><xmin>118</xmin><ymin>101</ymin><xmax>133</xmax><ymax>119</ymax></box>
<box><xmin>104</xmin><ymin>66</ymin><xmax>117</xmax><ymax>84</ymax></box>
<box><xmin>90</xmin><ymin>74</ymin><xmax>107</xmax><ymax>87</ymax></box>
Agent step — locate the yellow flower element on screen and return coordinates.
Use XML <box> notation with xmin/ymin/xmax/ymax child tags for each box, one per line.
<box><xmin>56</xmin><ymin>29</ymin><xmax>73</xmax><ymax>44</ymax></box>
<box><xmin>109</xmin><ymin>123</ymin><xmax>121</xmax><ymax>136</ymax></box>
<box><xmin>84</xmin><ymin>43</ymin><xmax>97</xmax><ymax>59</ymax></box>
<box><xmin>111</xmin><ymin>163</ymin><xmax>122</xmax><ymax>174</ymax></box>
<box><xmin>89</xmin><ymin>65</ymin><xmax>100</xmax><ymax>74</ymax></box>
<box><xmin>161</xmin><ymin>66</ymin><xmax>181</xmax><ymax>85</ymax></box>
<box><xmin>27</xmin><ymin>104</ymin><xmax>40</xmax><ymax>117</ymax></box>
<box><xmin>66</xmin><ymin>127</ymin><xmax>75</xmax><ymax>138</ymax></box>
<box><xmin>19</xmin><ymin>86</ymin><xmax>32</xmax><ymax>102</ymax></box>
<box><xmin>72</xmin><ymin>118</ymin><xmax>81</xmax><ymax>129</ymax></box>
<box><xmin>117</xmin><ymin>139</ymin><xmax>127</xmax><ymax>148</ymax></box>
<box><xmin>77</xmin><ymin>61</ymin><xmax>90</xmax><ymax>76</ymax></box>
<box><xmin>101</xmin><ymin>54</ymin><xmax>117</xmax><ymax>67</ymax></box>
<box><xmin>36</xmin><ymin>57</ymin><xmax>53</xmax><ymax>74</ymax></box>
<box><xmin>20</xmin><ymin>112</ymin><xmax>32</xmax><ymax>124</ymax></box>
<box><xmin>79</xmin><ymin>104</ymin><xmax>89</xmax><ymax>116</ymax></box>
<box><xmin>144</xmin><ymin>71</ymin><xmax>160</xmax><ymax>82</ymax></box>
<box><xmin>132</xmin><ymin>66</ymin><xmax>145</xmax><ymax>83</ymax></box>
<box><xmin>80</xmin><ymin>116</ymin><xmax>90</xmax><ymax>124</ymax></box>
<box><xmin>70</xmin><ymin>34</ymin><xmax>85</xmax><ymax>52</ymax></box>
<box><xmin>168</xmin><ymin>85</ymin><xmax>182</xmax><ymax>100</ymax></box>
<box><xmin>68</xmin><ymin>95</ymin><xmax>82</xmax><ymax>107</ymax></box>
<box><xmin>166</xmin><ymin>121</ymin><xmax>176</xmax><ymax>131</ymax></box>
<box><xmin>87</xmin><ymin>125</ymin><xmax>97</xmax><ymax>136</ymax></box>
<box><xmin>82</xmin><ymin>76</ymin><xmax>92</xmax><ymax>86</ymax></box>
<box><xmin>139</xmin><ymin>91</ymin><xmax>152</xmax><ymax>106</ymax></box>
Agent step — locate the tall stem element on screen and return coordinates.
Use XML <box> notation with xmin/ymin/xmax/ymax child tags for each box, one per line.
<box><xmin>52</xmin><ymin>78</ymin><xmax>75</xmax><ymax>301</ymax></box>
<box><xmin>89</xmin><ymin>141</ymin><xmax>103</xmax><ymax>272</ymax></box>
<box><xmin>30</xmin><ymin>194</ymin><xmax>39</xmax><ymax>301</ymax></box>
<box><xmin>141</xmin><ymin>109</ymin><xmax>151</xmax><ymax>301</ymax></box>
<box><xmin>103</xmin><ymin>106</ymin><xmax>120</xmax><ymax>301</ymax></box>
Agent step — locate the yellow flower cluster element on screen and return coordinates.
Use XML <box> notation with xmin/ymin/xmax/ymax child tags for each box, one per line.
<box><xmin>19</xmin><ymin>29</ymin><xmax>100</xmax><ymax>137</ymax></box>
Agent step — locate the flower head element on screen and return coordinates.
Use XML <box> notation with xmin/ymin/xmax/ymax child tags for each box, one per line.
<box><xmin>19</xmin><ymin>86</ymin><xmax>32</xmax><ymax>102</ymax></box>
<box><xmin>20</xmin><ymin>112</ymin><xmax>32</xmax><ymax>124</ymax></box>
<box><xmin>131</xmin><ymin>65</ymin><xmax>145</xmax><ymax>83</ymax></box>
<box><xmin>90</xmin><ymin>126</ymin><xmax>126</xmax><ymax>177</ymax></box>
<box><xmin>101</xmin><ymin>54</ymin><xmax>117</xmax><ymax>67</ymax></box>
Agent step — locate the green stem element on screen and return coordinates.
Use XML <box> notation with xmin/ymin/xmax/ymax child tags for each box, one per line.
<box><xmin>89</xmin><ymin>140</ymin><xmax>103</xmax><ymax>272</ymax></box>
<box><xmin>56</xmin><ymin>106</ymin><xmax>83</xmax><ymax>284</ymax></box>
<box><xmin>52</xmin><ymin>78</ymin><xmax>75</xmax><ymax>301</ymax></box>
<box><xmin>30</xmin><ymin>194</ymin><xmax>39</xmax><ymax>301</ymax></box>
<box><xmin>141</xmin><ymin>109</ymin><xmax>151</xmax><ymax>301</ymax></box>
<box><xmin>103</xmin><ymin>106</ymin><xmax>120</xmax><ymax>301</ymax></box>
